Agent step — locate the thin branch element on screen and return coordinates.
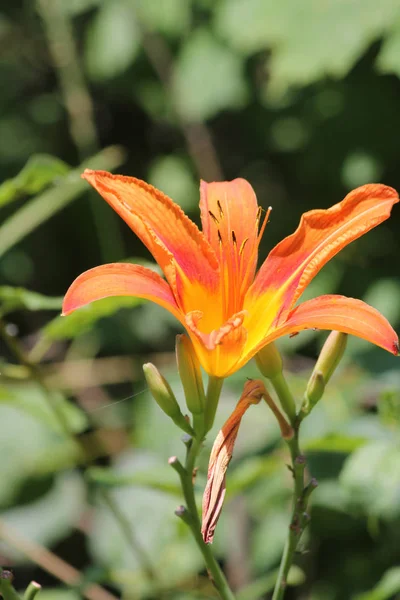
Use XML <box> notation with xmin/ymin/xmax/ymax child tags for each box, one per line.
<box><xmin>36</xmin><ymin>0</ymin><xmax>124</xmax><ymax>262</ymax></box>
<box><xmin>140</xmin><ymin>31</ymin><xmax>224</xmax><ymax>182</ymax></box>
<box><xmin>0</xmin><ymin>520</ymin><xmax>117</xmax><ymax>600</ymax></box>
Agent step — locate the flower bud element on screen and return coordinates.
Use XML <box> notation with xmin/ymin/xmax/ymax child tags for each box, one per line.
<box><xmin>143</xmin><ymin>363</ymin><xmax>194</xmax><ymax>435</ymax></box>
<box><xmin>176</xmin><ymin>335</ymin><xmax>205</xmax><ymax>415</ymax></box>
<box><xmin>315</xmin><ymin>331</ymin><xmax>348</xmax><ymax>383</ymax></box>
<box><xmin>255</xmin><ymin>342</ymin><xmax>283</xmax><ymax>380</ymax></box>
<box><xmin>303</xmin><ymin>332</ymin><xmax>347</xmax><ymax>413</ymax></box>
<box><xmin>304</xmin><ymin>370</ymin><xmax>325</xmax><ymax>407</ymax></box>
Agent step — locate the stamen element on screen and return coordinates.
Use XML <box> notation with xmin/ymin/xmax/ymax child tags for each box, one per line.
<box><xmin>232</xmin><ymin>230</ymin><xmax>237</xmax><ymax>245</ymax></box>
<box><xmin>217</xmin><ymin>230</ymin><xmax>223</xmax><ymax>244</ymax></box>
<box><xmin>217</xmin><ymin>200</ymin><xmax>224</xmax><ymax>218</ymax></box>
<box><xmin>239</xmin><ymin>238</ymin><xmax>248</xmax><ymax>255</ymax></box>
<box><xmin>238</xmin><ymin>206</ymin><xmax>272</xmax><ymax>300</ymax></box>
<box><xmin>208</xmin><ymin>210</ymin><xmax>219</xmax><ymax>225</ymax></box>
<box><xmin>257</xmin><ymin>206</ymin><xmax>272</xmax><ymax>243</ymax></box>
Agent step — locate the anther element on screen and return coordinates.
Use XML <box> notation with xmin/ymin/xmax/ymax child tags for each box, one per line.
<box><xmin>256</xmin><ymin>206</ymin><xmax>262</xmax><ymax>222</ymax></box>
<box><xmin>217</xmin><ymin>200</ymin><xmax>224</xmax><ymax>218</ymax></box>
<box><xmin>232</xmin><ymin>230</ymin><xmax>237</xmax><ymax>244</ymax></box>
<box><xmin>208</xmin><ymin>210</ymin><xmax>219</xmax><ymax>225</ymax></box>
<box><xmin>217</xmin><ymin>230</ymin><xmax>223</xmax><ymax>244</ymax></box>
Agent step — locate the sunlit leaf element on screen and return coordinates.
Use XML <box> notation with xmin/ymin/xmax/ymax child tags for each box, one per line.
<box><xmin>89</xmin><ymin>451</ymin><xmax>203</xmax><ymax>593</ymax></box>
<box><xmin>304</xmin><ymin>433</ymin><xmax>367</xmax><ymax>454</ymax></box>
<box><xmin>85</xmin><ymin>0</ymin><xmax>140</xmax><ymax>81</ymax></box>
<box><xmin>340</xmin><ymin>441</ymin><xmax>400</xmax><ymax>519</ymax></box>
<box><xmin>0</xmin><ymin>384</ymin><xmax>87</xmax><ymax>435</ymax></box>
<box><xmin>148</xmin><ymin>155</ymin><xmax>197</xmax><ymax>211</ymax></box>
<box><xmin>44</xmin><ymin>296</ymin><xmax>143</xmax><ymax>340</ymax></box>
<box><xmin>87</xmin><ymin>465</ymin><xmax>182</xmax><ymax>496</ymax></box>
<box><xmin>215</xmin><ymin>0</ymin><xmax>400</xmax><ymax>96</ymax></box>
<box><xmin>0</xmin><ymin>396</ymin><xmax>83</xmax><ymax>507</ymax></box>
<box><xmin>0</xmin><ymin>473</ymin><xmax>85</xmax><ymax>563</ymax></box>
<box><xmin>0</xmin><ymin>146</ymin><xmax>124</xmax><ymax>260</ymax></box>
<box><xmin>353</xmin><ymin>567</ymin><xmax>400</xmax><ymax>600</ymax></box>
<box><xmin>173</xmin><ymin>28</ymin><xmax>247</xmax><ymax>121</ymax></box>
<box><xmin>0</xmin><ymin>155</ymin><xmax>70</xmax><ymax>207</ymax></box>
<box><xmin>0</xmin><ymin>286</ymin><xmax>62</xmax><ymax>315</ymax></box>
<box><xmin>136</xmin><ymin>0</ymin><xmax>191</xmax><ymax>37</ymax></box>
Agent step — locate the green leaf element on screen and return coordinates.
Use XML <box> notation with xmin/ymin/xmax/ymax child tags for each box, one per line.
<box><xmin>214</xmin><ymin>0</ymin><xmax>400</xmax><ymax>97</ymax></box>
<box><xmin>0</xmin><ymin>394</ymin><xmax>84</xmax><ymax>507</ymax></box>
<box><xmin>148</xmin><ymin>156</ymin><xmax>197</xmax><ymax>211</ymax></box>
<box><xmin>36</xmin><ymin>592</ymin><xmax>79</xmax><ymax>600</ymax></box>
<box><xmin>377</xmin><ymin>20</ymin><xmax>400</xmax><ymax>77</ymax></box>
<box><xmin>136</xmin><ymin>0</ymin><xmax>191</xmax><ymax>38</ymax></box>
<box><xmin>0</xmin><ymin>286</ymin><xmax>62</xmax><ymax>315</ymax></box>
<box><xmin>44</xmin><ymin>296</ymin><xmax>143</xmax><ymax>340</ymax></box>
<box><xmin>339</xmin><ymin>441</ymin><xmax>400</xmax><ymax>519</ymax></box>
<box><xmin>353</xmin><ymin>567</ymin><xmax>400</xmax><ymax>600</ymax></box>
<box><xmin>1</xmin><ymin>473</ymin><xmax>85</xmax><ymax>563</ymax></box>
<box><xmin>85</xmin><ymin>0</ymin><xmax>140</xmax><ymax>81</ymax></box>
<box><xmin>378</xmin><ymin>389</ymin><xmax>400</xmax><ymax>427</ymax></box>
<box><xmin>89</xmin><ymin>451</ymin><xmax>203</xmax><ymax>594</ymax></box>
<box><xmin>0</xmin><ymin>155</ymin><xmax>70</xmax><ymax>208</ymax></box>
<box><xmin>227</xmin><ymin>454</ymin><xmax>282</xmax><ymax>496</ymax></box>
<box><xmin>0</xmin><ymin>146</ymin><xmax>124</xmax><ymax>260</ymax></box>
<box><xmin>0</xmin><ymin>384</ymin><xmax>87</xmax><ymax>436</ymax></box>
<box><xmin>237</xmin><ymin>566</ymin><xmax>305</xmax><ymax>600</ymax></box>
<box><xmin>87</xmin><ymin>465</ymin><xmax>182</xmax><ymax>496</ymax></box>
<box><xmin>173</xmin><ymin>28</ymin><xmax>247</xmax><ymax>121</ymax></box>
<box><xmin>303</xmin><ymin>433</ymin><xmax>367</xmax><ymax>454</ymax></box>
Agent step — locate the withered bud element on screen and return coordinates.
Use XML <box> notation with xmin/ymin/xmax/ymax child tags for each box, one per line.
<box><xmin>255</xmin><ymin>342</ymin><xmax>283</xmax><ymax>379</ymax></box>
<box><xmin>176</xmin><ymin>334</ymin><xmax>206</xmax><ymax>415</ymax></box>
<box><xmin>202</xmin><ymin>380</ymin><xmax>266</xmax><ymax>544</ymax></box>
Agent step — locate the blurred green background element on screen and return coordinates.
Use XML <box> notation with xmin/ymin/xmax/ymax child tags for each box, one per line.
<box><xmin>0</xmin><ymin>1</ymin><xmax>400</xmax><ymax>599</ymax></box>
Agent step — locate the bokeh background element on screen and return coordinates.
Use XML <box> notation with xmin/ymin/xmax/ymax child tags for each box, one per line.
<box><xmin>0</xmin><ymin>1</ymin><xmax>400</xmax><ymax>599</ymax></box>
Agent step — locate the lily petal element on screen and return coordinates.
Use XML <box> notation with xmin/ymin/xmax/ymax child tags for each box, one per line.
<box><xmin>82</xmin><ymin>170</ymin><xmax>219</xmax><ymax>293</ymax></box>
<box><xmin>261</xmin><ymin>295</ymin><xmax>399</xmax><ymax>356</ymax></box>
<box><xmin>62</xmin><ymin>263</ymin><xmax>184</xmax><ymax>323</ymax></box>
<box><xmin>185</xmin><ymin>310</ymin><xmax>248</xmax><ymax>377</ymax></box>
<box><xmin>200</xmin><ymin>179</ymin><xmax>259</xmax><ymax>281</ymax></box>
<box><xmin>200</xmin><ymin>179</ymin><xmax>259</xmax><ymax>255</ymax></box>
<box><xmin>250</xmin><ymin>184</ymin><xmax>399</xmax><ymax>313</ymax></box>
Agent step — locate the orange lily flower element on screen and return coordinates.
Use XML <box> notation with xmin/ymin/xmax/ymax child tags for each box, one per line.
<box><xmin>63</xmin><ymin>171</ymin><xmax>399</xmax><ymax>377</ymax></box>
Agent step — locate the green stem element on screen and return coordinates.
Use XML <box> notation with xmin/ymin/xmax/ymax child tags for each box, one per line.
<box><xmin>0</xmin><ymin>570</ymin><xmax>21</xmax><ymax>600</ymax></box>
<box><xmin>271</xmin><ymin>430</ymin><xmax>316</xmax><ymax>600</ymax></box>
<box><xmin>173</xmin><ymin>439</ymin><xmax>236</xmax><ymax>600</ymax></box>
<box><xmin>204</xmin><ymin>376</ymin><xmax>224</xmax><ymax>432</ymax></box>
<box><xmin>23</xmin><ymin>582</ymin><xmax>41</xmax><ymax>600</ymax></box>
<box><xmin>270</xmin><ymin>372</ymin><xmax>297</xmax><ymax>425</ymax></box>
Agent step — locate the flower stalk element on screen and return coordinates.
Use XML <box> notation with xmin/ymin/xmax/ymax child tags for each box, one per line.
<box><xmin>271</xmin><ymin>428</ymin><xmax>317</xmax><ymax>600</ymax></box>
<box><xmin>170</xmin><ymin>437</ymin><xmax>236</xmax><ymax>600</ymax></box>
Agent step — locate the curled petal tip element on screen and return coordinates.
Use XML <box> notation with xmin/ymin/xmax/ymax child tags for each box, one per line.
<box><xmin>81</xmin><ymin>168</ymin><xmax>94</xmax><ymax>180</ymax></box>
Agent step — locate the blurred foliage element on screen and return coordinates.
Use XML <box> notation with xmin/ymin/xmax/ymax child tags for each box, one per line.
<box><xmin>0</xmin><ymin>1</ymin><xmax>399</xmax><ymax>599</ymax></box>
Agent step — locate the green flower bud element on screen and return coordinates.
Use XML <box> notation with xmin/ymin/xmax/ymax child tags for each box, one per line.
<box><xmin>143</xmin><ymin>363</ymin><xmax>194</xmax><ymax>435</ymax></box>
<box><xmin>255</xmin><ymin>342</ymin><xmax>283</xmax><ymax>380</ymax></box>
<box><xmin>176</xmin><ymin>335</ymin><xmax>205</xmax><ymax>415</ymax></box>
<box><xmin>303</xmin><ymin>332</ymin><xmax>348</xmax><ymax>414</ymax></box>
<box><xmin>316</xmin><ymin>331</ymin><xmax>348</xmax><ymax>383</ymax></box>
<box><xmin>305</xmin><ymin>370</ymin><xmax>325</xmax><ymax>407</ymax></box>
